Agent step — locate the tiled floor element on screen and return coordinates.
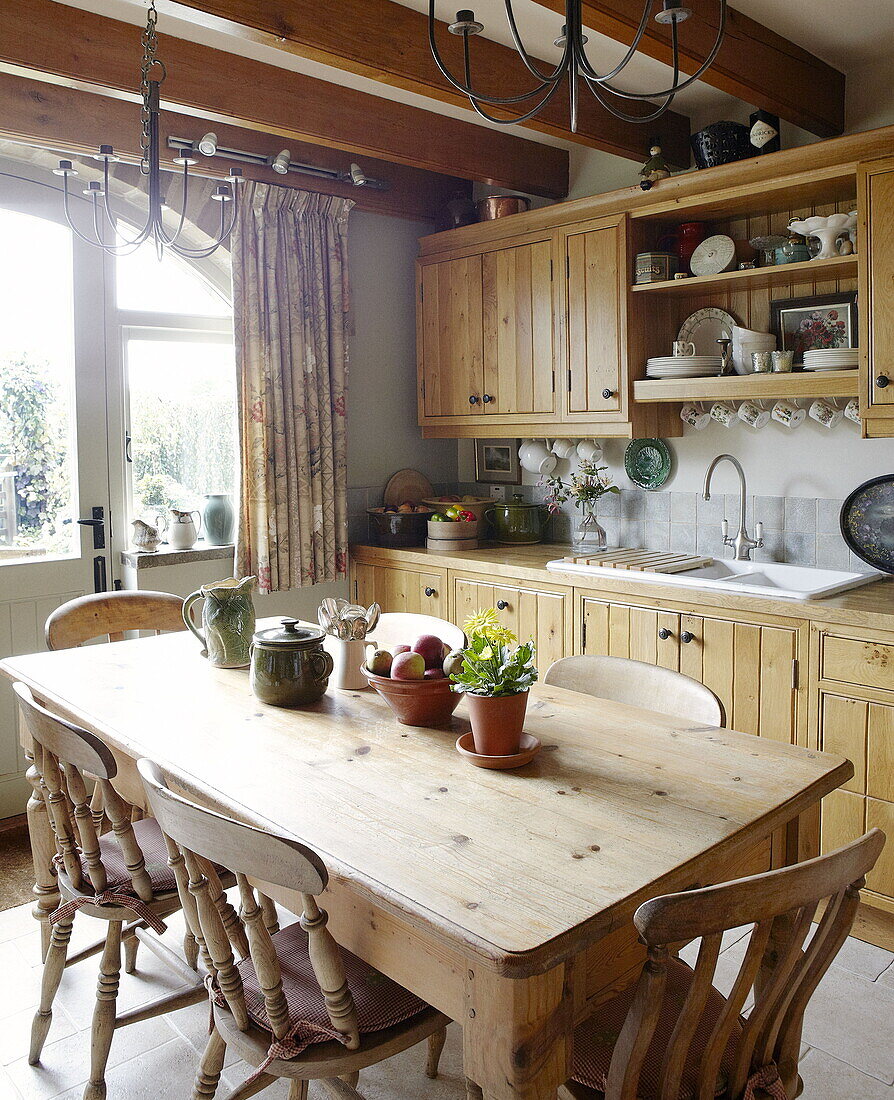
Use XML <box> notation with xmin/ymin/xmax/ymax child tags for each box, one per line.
<box><xmin>1</xmin><ymin>900</ymin><xmax>892</xmax><ymax>1100</ymax></box>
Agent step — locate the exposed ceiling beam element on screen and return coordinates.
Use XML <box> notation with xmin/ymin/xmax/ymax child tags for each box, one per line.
<box><xmin>160</xmin><ymin>0</ymin><xmax>691</xmax><ymax>166</ymax></box>
<box><xmin>533</xmin><ymin>0</ymin><xmax>845</xmax><ymax>138</ymax></box>
<box><xmin>0</xmin><ymin>72</ymin><xmax>471</xmax><ymax>222</ymax></box>
<box><xmin>0</xmin><ymin>0</ymin><xmax>568</xmax><ymax>199</ymax></box>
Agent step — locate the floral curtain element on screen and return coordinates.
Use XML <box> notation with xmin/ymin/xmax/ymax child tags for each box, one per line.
<box><xmin>233</xmin><ymin>183</ymin><xmax>354</xmax><ymax>593</ymax></box>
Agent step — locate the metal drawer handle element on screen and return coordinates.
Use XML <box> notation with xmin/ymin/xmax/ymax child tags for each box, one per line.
<box><xmin>602</xmin><ymin>388</ymin><xmax>615</xmax><ymax>400</ymax></box>
<box><xmin>496</xmin><ymin>600</ymin><xmax>508</xmax><ymax>610</ymax></box>
<box><xmin>680</xmin><ymin>631</ymin><xmax>695</xmax><ymax>644</ymax></box>
<box><xmin>469</xmin><ymin>394</ymin><xmax>480</xmax><ymax>404</ymax></box>
<box><xmin>658</xmin><ymin>627</ymin><xmax>672</xmax><ymax>640</ymax></box>
<box><xmin>877</xmin><ymin>375</ymin><xmax>890</xmax><ymax>389</ymax></box>
<box><xmin>482</xmin><ymin>393</ymin><xmax>494</xmax><ymax>404</ymax></box>
<box><xmin>424</xmin><ymin>587</ymin><xmax>436</xmax><ymax>597</ymax></box>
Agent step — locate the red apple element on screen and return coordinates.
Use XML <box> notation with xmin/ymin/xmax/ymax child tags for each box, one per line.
<box><xmin>412</xmin><ymin>634</ymin><xmax>446</xmax><ymax>670</ymax></box>
<box><xmin>393</xmin><ymin>645</ymin><xmax>410</xmax><ymax>656</ymax></box>
<box><xmin>391</xmin><ymin>651</ymin><xmax>425</xmax><ymax>680</ymax></box>
<box><xmin>423</xmin><ymin>668</ymin><xmax>445</xmax><ymax>680</ymax></box>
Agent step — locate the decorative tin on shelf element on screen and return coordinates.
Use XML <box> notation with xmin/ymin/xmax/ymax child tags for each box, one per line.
<box><xmin>634</xmin><ymin>251</ymin><xmax>678</xmax><ymax>284</ymax></box>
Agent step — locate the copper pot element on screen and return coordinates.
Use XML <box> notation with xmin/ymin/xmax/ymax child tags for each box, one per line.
<box><xmin>476</xmin><ymin>195</ymin><xmax>532</xmax><ymax>221</ymax></box>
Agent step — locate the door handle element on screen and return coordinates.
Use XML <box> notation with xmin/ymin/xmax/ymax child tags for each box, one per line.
<box><xmin>680</xmin><ymin>631</ymin><xmax>695</xmax><ymax>644</ymax></box>
<box><xmin>658</xmin><ymin>627</ymin><xmax>672</xmax><ymax>640</ymax></box>
<box><xmin>496</xmin><ymin>600</ymin><xmax>509</xmax><ymax>610</ymax></box>
<box><xmin>77</xmin><ymin>506</ymin><xmax>106</xmax><ymax>549</ymax></box>
<box><xmin>876</xmin><ymin>375</ymin><xmax>890</xmax><ymax>389</ymax></box>
<box><xmin>93</xmin><ymin>555</ymin><xmax>108</xmax><ymax>593</ymax></box>
<box><xmin>424</xmin><ymin>587</ymin><xmax>436</xmax><ymax>597</ymax></box>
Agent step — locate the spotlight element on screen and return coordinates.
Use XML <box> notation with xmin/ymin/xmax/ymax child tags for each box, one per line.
<box><xmin>197</xmin><ymin>132</ymin><xmax>218</xmax><ymax>156</ymax></box>
<box><xmin>349</xmin><ymin>162</ymin><xmax>369</xmax><ymax>187</ymax></box>
<box><xmin>270</xmin><ymin>149</ymin><xmax>291</xmax><ymax>175</ymax></box>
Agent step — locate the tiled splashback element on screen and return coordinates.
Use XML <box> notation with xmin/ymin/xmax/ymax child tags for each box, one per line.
<box><xmin>348</xmin><ymin>482</ymin><xmax>873</xmax><ymax>574</ymax></box>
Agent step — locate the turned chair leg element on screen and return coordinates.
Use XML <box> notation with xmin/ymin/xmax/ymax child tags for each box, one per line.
<box><xmin>29</xmin><ymin>917</ymin><xmax>73</xmax><ymax>1064</ymax></box>
<box><xmin>426</xmin><ymin>1026</ymin><xmax>448</xmax><ymax>1078</ymax></box>
<box><xmin>84</xmin><ymin>920</ymin><xmax>122</xmax><ymax>1100</ymax></box>
<box><xmin>122</xmin><ymin>930</ymin><xmax>139</xmax><ymax>974</ymax></box>
<box><xmin>288</xmin><ymin>1082</ymin><xmax>309</xmax><ymax>1100</ymax></box>
<box><xmin>193</xmin><ymin>1026</ymin><xmax>227</xmax><ymax>1100</ymax></box>
<box><xmin>340</xmin><ymin>1070</ymin><xmax>360</xmax><ymax>1088</ymax></box>
<box><xmin>184</xmin><ymin>929</ymin><xmax>200</xmax><ymax>970</ymax></box>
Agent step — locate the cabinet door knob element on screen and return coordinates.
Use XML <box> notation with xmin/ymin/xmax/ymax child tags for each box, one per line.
<box><xmin>658</xmin><ymin>627</ymin><xmax>672</xmax><ymax>640</ymax></box>
<box><xmin>469</xmin><ymin>394</ymin><xmax>480</xmax><ymax>404</ymax></box>
<box><xmin>496</xmin><ymin>600</ymin><xmax>508</xmax><ymax>610</ymax></box>
<box><xmin>680</xmin><ymin>630</ymin><xmax>695</xmax><ymax>644</ymax></box>
<box><xmin>877</xmin><ymin>375</ymin><xmax>890</xmax><ymax>389</ymax></box>
<box><xmin>424</xmin><ymin>587</ymin><xmax>436</xmax><ymax>597</ymax></box>
<box><xmin>482</xmin><ymin>393</ymin><xmax>494</xmax><ymax>404</ymax></box>
<box><xmin>602</xmin><ymin>388</ymin><xmax>615</xmax><ymax>400</ymax></box>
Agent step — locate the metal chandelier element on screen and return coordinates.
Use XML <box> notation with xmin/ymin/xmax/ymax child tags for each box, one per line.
<box><xmin>54</xmin><ymin>1</ymin><xmax>241</xmax><ymax>259</ymax></box>
<box><xmin>429</xmin><ymin>0</ymin><xmax>728</xmax><ymax>129</ymax></box>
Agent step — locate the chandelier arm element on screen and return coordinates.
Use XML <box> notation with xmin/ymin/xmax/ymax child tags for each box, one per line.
<box><xmin>171</xmin><ymin>180</ymin><xmax>239</xmax><ymax>259</ymax></box>
<box><xmin>97</xmin><ymin>158</ymin><xmax>152</xmax><ymax>245</ymax></box>
<box><xmin>573</xmin><ymin>0</ymin><xmax>654</xmax><ymax>83</ymax></box>
<box><xmin>593</xmin><ymin>0</ymin><xmax>728</xmax><ymax>100</ymax></box>
<box><xmin>155</xmin><ymin>163</ymin><xmax>191</xmax><ymax>246</ymax></box>
<box><xmin>503</xmin><ymin>0</ymin><xmax>569</xmax><ymax>83</ymax></box>
<box><xmin>61</xmin><ymin>178</ymin><xmax>114</xmax><ymax>248</ymax></box>
<box><xmin>464</xmin><ymin>71</ymin><xmax>570</xmax><ymax>126</ymax></box>
<box><xmin>428</xmin><ymin>0</ymin><xmax>560</xmax><ymax>105</ymax></box>
<box><xmin>583</xmin><ymin>74</ymin><xmax>676</xmax><ymax>122</ymax></box>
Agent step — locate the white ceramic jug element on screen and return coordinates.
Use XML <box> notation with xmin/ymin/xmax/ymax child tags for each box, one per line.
<box><xmin>166</xmin><ymin>508</ymin><xmax>202</xmax><ymax>550</ymax></box>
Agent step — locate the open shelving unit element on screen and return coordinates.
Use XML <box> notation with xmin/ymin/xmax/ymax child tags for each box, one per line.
<box><xmin>634</xmin><ymin>369</ymin><xmax>858</xmax><ymax>403</ymax></box>
<box><xmin>630</xmin><ymin>254</ymin><xmax>857</xmax><ymax>298</ymax></box>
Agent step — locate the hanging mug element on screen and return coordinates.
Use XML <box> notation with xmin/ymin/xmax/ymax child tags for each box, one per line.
<box><xmin>808</xmin><ymin>398</ymin><xmax>843</xmax><ymax>429</ymax></box>
<box><xmin>844</xmin><ymin>398</ymin><xmax>861</xmax><ymax>425</ymax></box>
<box><xmin>738</xmin><ymin>400</ymin><xmax>770</xmax><ymax>429</ymax></box>
<box><xmin>709</xmin><ymin>402</ymin><xmax>735</xmax><ymax>427</ymax></box>
<box><xmin>680</xmin><ymin>403</ymin><xmax>710</xmax><ymax>430</ymax></box>
<box><xmin>771</xmin><ymin>400</ymin><xmax>805</xmax><ymax>428</ymax></box>
<box><xmin>166</xmin><ymin>508</ymin><xmax>202</xmax><ymax>550</ymax></box>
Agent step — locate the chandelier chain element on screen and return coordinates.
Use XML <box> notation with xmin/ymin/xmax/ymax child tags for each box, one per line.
<box><xmin>139</xmin><ymin>1</ymin><xmax>160</xmax><ymax>174</ymax></box>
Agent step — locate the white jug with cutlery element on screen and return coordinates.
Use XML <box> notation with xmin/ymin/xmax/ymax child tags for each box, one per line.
<box><xmin>166</xmin><ymin>508</ymin><xmax>202</xmax><ymax>550</ymax></box>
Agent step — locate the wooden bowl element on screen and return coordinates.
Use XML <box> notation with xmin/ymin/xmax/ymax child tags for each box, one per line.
<box><xmin>361</xmin><ymin>666</ymin><xmax>460</xmax><ymax>727</ymax></box>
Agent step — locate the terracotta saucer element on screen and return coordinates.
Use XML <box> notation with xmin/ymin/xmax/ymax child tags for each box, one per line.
<box><xmin>455</xmin><ymin>731</ymin><xmax>542</xmax><ymax>770</ymax></box>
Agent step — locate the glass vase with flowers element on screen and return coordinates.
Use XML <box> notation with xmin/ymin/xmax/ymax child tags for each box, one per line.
<box><xmin>541</xmin><ymin>461</ymin><xmax>620</xmax><ymax>551</ymax></box>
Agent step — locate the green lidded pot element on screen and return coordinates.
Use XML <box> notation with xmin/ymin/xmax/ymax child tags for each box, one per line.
<box><xmin>486</xmin><ymin>494</ymin><xmax>550</xmax><ymax>545</ymax></box>
<box><xmin>250</xmin><ymin>619</ymin><xmax>334</xmax><ymax>707</ymax></box>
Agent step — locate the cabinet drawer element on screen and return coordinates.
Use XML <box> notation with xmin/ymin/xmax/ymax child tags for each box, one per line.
<box><xmin>820</xmin><ymin>634</ymin><xmax>894</xmax><ymax>691</ymax></box>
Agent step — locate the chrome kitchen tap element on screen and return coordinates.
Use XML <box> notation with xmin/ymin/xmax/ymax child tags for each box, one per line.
<box><xmin>702</xmin><ymin>454</ymin><xmax>764</xmax><ymax>561</ymax></box>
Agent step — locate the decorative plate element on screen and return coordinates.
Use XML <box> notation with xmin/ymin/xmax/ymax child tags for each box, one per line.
<box><xmin>624</xmin><ymin>438</ymin><xmax>672</xmax><ymax>491</ymax></box>
<box><xmin>678</xmin><ymin>306</ymin><xmax>737</xmax><ymax>357</ymax></box>
<box><xmin>689</xmin><ymin>234</ymin><xmax>737</xmax><ymax>276</ymax></box>
<box><xmin>840</xmin><ymin>476</ymin><xmax>894</xmax><ymax>574</ymax></box>
<box><xmin>383</xmin><ymin>468</ymin><xmax>434</xmax><ymax>507</ymax></box>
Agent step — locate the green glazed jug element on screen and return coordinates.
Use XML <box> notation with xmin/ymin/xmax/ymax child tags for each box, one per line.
<box><xmin>183</xmin><ymin>576</ymin><xmax>256</xmax><ymax>668</ymax></box>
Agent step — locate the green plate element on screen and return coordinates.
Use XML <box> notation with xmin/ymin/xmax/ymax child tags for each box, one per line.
<box><xmin>624</xmin><ymin>438</ymin><xmax>672</xmax><ymax>490</ymax></box>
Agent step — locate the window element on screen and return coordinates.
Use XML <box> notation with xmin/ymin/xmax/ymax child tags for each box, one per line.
<box><xmin>0</xmin><ymin>208</ymin><xmax>78</xmax><ymax>559</ymax></box>
<box><xmin>115</xmin><ymin>245</ymin><xmax>237</xmax><ymax>526</ymax></box>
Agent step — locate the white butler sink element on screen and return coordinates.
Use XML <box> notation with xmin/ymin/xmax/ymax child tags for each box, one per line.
<box><xmin>546</xmin><ymin>557</ymin><xmax>880</xmax><ymax>600</ymax></box>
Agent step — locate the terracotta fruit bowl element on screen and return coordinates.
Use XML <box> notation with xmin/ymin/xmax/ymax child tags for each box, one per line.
<box><xmin>361</xmin><ymin>666</ymin><xmax>461</xmax><ymax>727</ymax></box>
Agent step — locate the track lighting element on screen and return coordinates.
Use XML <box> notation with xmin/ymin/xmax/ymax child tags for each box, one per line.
<box><xmin>197</xmin><ymin>132</ymin><xmax>218</xmax><ymax>156</ymax></box>
<box><xmin>270</xmin><ymin>149</ymin><xmax>291</xmax><ymax>175</ymax></box>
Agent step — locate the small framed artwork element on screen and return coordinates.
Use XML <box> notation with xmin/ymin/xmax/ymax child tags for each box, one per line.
<box><xmin>474</xmin><ymin>439</ymin><xmax>521</xmax><ymax>484</ymax></box>
<box><xmin>770</xmin><ymin>292</ymin><xmax>857</xmax><ymax>364</ymax></box>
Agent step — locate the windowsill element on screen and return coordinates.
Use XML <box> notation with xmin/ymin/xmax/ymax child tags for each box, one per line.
<box><xmin>120</xmin><ymin>543</ymin><xmax>234</xmax><ymax>570</ymax></box>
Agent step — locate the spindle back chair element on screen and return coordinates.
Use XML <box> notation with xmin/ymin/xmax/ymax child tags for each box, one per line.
<box><xmin>139</xmin><ymin>757</ymin><xmax>450</xmax><ymax>1100</ymax></box>
<box><xmin>562</xmin><ymin>829</ymin><xmax>886</xmax><ymax>1100</ymax></box>
<box><xmin>45</xmin><ymin>590</ymin><xmax>185</xmax><ymax>650</ymax></box>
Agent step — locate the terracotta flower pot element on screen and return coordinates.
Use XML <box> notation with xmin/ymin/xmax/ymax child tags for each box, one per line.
<box><xmin>465</xmin><ymin>690</ymin><xmax>529</xmax><ymax>756</ymax></box>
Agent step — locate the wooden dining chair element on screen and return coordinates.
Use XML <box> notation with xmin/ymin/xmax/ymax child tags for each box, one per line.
<box><xmin>560</xmin><ymin>829</ymin><xmax>886</xmax><ymax>1100</ymax></box>
<box><xmin>544</xmin><ymin>655</ymin><xmax>724</xmax><ymax>727</ymax></box>
<box><xmin>138</xmin><ymin>756</ymin><xmax>451</xmax><ymax>1100</ymax></box>
<box><xmin>367</xmin><ymin>612</ymin><xmax>465</xmax><ymax>654</ymax></box>
<box><xmin>45</xmin><ymin>590</ymin><xmax>186</xmax><ymax>650</ymax></box>
<box><xmin>14</xmin><ymin>682</ymin><xmax>243</xmax><ymax>1100</ymax></box>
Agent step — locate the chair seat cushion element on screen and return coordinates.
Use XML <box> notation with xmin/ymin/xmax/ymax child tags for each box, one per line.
<box><xmin>571</xmin><ymin>957</ymin><xmax>743</xmax><ymax>1100</ymax></box>
<box><xmin>215</xmin><ymin>920</ymin><xmax>429</xmax><ymax>1057</ymax></box>
<box><xmin>82</xmin><ymin>817</ymin><xmax>179</xmax><ymax>895</ymax></box>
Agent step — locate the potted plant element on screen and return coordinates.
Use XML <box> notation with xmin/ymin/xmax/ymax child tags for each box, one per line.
<box><xmin>541</xmin><ymin>460</ymin><xmax>620</xmax><ymax>551</ymax></box>
<box><xmin>449</xmin><ymin>608</ymin><xmax>538</xmax><ymax>756</ymax></box>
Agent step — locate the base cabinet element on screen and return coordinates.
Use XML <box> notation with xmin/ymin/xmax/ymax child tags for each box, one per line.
<box><xmin>352</xmin><ymin>561</ymin><xmax>447</xmax><ymax>619</ymax></box>
<box><xmin>580</xmin><ymin>597</ymin><xmax>803</xmax><ymax>744</ymax></box>
<box><xmin>815</xmin><ymin>624</ymin><xmax>894</xmax><ymax>911</ymax></box>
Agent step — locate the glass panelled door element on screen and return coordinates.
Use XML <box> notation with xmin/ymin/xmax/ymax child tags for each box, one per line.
<box><xmin>0</xmin><ymin>168</ymin><xmax>112</xmax><ymax>817</ymax></box>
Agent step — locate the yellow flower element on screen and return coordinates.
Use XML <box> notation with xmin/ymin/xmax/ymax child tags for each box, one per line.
<box><xmin>463</xmin><ymin>607</ymin><xmax>518</xmax><ymax>647</ymax></box>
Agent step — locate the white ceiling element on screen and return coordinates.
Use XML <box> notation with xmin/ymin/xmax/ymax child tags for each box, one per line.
<box><xmin>47</xmin><ymin>0</ymin><xmax>894</xmax><ymax>159</ymax></box>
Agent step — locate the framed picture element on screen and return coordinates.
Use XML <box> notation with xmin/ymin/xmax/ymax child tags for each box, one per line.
<box><xmin>770</xmin><ymin>292</ymin><xmax>857</xmax><ymax>364</ymax></box>
<box><xmin>474</xmin><ymin>439</ymin><xmax>521</xmax><ymax>484</ymax></box>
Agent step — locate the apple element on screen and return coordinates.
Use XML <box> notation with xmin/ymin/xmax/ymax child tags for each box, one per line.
<box><xmin>366</xmin><ymin>649</ymin><xmax>392</xmax><ymax>676</ymax></box>
<box><xmin>393</xmin><ymin>645</ymin><xmax>410</xmax><ymax>656</ymax></box>
<box><xmin>412</xmin><ymin>634</ymin><xmax>446</xmax><ymax>670</ymax></box>
<box><xmin>443</xmin><ymin>649</ymin><xmax>465</xmax><ymax>677</ymax></box>
<box><xmin>423</xmin><ymin>668</ymin><xmax>445</xmax><ymax>680</ymax></box>
<box><xmin>391</xmin><ymin>651</ymin><xmax>425</xmax><ymax>680</ymax></box>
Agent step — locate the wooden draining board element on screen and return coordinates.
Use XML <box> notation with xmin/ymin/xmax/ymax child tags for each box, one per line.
<box><xmin>562</xmin><ymin>549</ymin><xmax>714</xmax><ymax>573</ymax></box>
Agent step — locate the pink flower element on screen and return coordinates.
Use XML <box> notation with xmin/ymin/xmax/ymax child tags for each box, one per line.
<box><xmin>249</xmin><ymin>400</ymin><xmax>264</xmax><ymax>423</ymax></box>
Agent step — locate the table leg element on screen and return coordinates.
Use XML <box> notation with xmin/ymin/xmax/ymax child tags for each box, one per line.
<box><xmin>463</xmin><ymin>962</ymin><xmax>571</xmax><ymax>1100</ymax></box>
<box><xmin>25</xmin><ymin>745</ymin><xmax>59</xmax><ymax>961</ymax></box>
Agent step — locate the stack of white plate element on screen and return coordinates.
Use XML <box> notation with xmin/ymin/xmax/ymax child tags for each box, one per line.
<box><xmin>803</xmin><ymin>348</ymin><xmax>859</xmax><ymax>371</ymax></box>
<box><xmin>646</xmin><ymin>356</ymin><xmax>723</xmax><ymax>378</ymax></box>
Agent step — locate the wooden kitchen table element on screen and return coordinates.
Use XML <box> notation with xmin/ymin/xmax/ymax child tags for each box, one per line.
<box><xmin>1</xmin><ymin>630</ymin><xmax>852</xmax><ymax>1100</ymax></box>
